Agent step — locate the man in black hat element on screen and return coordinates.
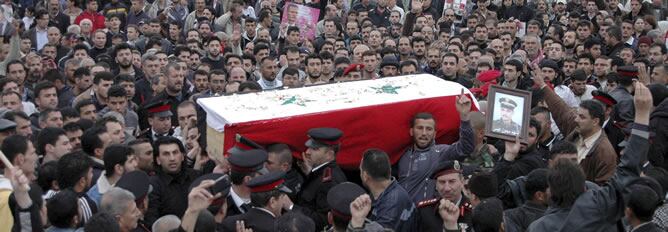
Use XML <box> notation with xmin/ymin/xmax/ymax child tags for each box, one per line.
<box><xmin>226</xmin><ymin>149</ymin><xmax>268</xmax><ymax>217</ymax></box>
<box><xmin>592</xmin><ymin>90</ymin><xmax>625</xmax><ymax>155</ymax></box>
<box><xmin>138</xmin><ymin>100</ymin><xmax>176</xmax><ymax>145</ymax></box>
<box><xmin>492</xmin><ymin>97</ymin><xmax>522</xmax><ymax>136</ymax></box>
<box><xmin>0</xmin><ymin>118</ymin><xmax>16</xmax><ymax>144</ymax></box>
<box><xmin>417</xmin><ymin>160</ymin><xmax>473</xmax><ymax>231</ymax></box>
<box><xmin>145</xmin><ymin>136</ymin><xmax>201</xmax><ymax>226</ymax></box>
<box><xmin>609</xmin><ymin>65</ymin><xmax>637</xmax><ymax>123</ymax></box>
<box><xmin>297</xmin><ymin>127</ymin><xmax>347</xmax><ymax>231</ymax></box>
<box><xmin>379</xmin><ymin>55</ymin><xmax>400</xmax><ymax>78</ymax></box>
<box><xmin>221</xmin><ymin>171</ymin><xmax>294</xmax><ymax>232</ymax></box>
<box><xmin>116</xmin><ymin>170</ymin><xmax>153</xmax><ymax>232</ymax></box>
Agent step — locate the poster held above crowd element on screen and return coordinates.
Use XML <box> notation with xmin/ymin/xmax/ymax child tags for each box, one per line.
<box><xmin>485</xmin><ymin>85</ymin><xmax>532</xmax><ymax>143</ymax></box>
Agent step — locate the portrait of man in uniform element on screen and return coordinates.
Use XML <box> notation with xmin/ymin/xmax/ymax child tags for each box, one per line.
<box><xmin>491</xmin><ymin>96</ymin><xmax>522</xmax><ymax>136</ymax></box>
<box><xmin>485</xmin><ymin>86</ymin><xmax>532</xmax><ymax>142</ymax></box>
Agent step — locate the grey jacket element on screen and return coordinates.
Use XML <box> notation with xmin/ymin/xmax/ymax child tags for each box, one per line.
<box><xmin>527</xmin><ymin>124</ymin><xmax>650</xmax><ymax>232</ymax></box>
<box><xmin>609</xmin><ymin>87</ymin><xmax>635</xmax><ymax>123</ymax></box>
<box><xmin>397</xmin><ymin>121</ymin><xmax>474</xmax><ymax>202</ymax></box>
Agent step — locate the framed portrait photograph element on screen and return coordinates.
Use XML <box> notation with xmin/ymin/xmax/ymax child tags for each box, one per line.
<box><xmin>484</xmin><ymin>85</ymin><xmax>532</xmax><ymax>142</ymax></box>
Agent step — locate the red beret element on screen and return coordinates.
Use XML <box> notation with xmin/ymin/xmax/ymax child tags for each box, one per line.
<box><xmin>477</xmin><ymin>70</ymin><xmax>501</xmax><ymax>83</ymax></box>
<box><xmin>343</xmin><ymin>64</ymin><xmax>365</xmax><ymax>76</ymax></box>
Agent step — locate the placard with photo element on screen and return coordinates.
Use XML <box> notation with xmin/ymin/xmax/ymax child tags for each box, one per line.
<box><xmin>485</xmin><ymin>85</ymin><xmax>532</xmax><ymax>142</ymax></box>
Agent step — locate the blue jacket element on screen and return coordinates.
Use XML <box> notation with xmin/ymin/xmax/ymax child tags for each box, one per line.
<box><xmin>370</xmin><ymin>180</ymin><xmax>418</xmax><ymax>231</ymax></box>
<box><xmin>397</xmin><ymin>121</ymin><xmax>474</xmax><ymax>202</ymax></box>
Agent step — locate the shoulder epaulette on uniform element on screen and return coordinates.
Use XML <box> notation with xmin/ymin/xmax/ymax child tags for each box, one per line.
<box><xmin>322</xmin><ymin>167</ymin><xmax>332</xmax><ymax>182</ymax></box>
<box><xmin>138</xmin><ymin>127</ymin><xmax>150</xmax><ymax>136</ymax></box>
<box><xmin>417</xmin><ymin>198</ymin><xmax>440</xmax><ymax>208</ymax></box>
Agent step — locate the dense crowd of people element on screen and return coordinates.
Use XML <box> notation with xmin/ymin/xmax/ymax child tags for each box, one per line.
<box><xmin>0</xmin><ymin>0</ymin><xmax>666</xmax><ymax>231</ymax></box>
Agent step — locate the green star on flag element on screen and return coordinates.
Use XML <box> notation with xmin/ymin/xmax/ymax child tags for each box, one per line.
<box><xmin>371</xmin><ymin>84</ymin><xmax>402</xmax><ymax>94</ymax></box>
<box><xmin>281</xmin><ymin>96</ymin><xmax>313</xmax><ymax>106</ymax></box>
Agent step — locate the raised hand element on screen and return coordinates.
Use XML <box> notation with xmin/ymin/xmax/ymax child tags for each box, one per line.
<box><xmin>411</xmin><ymin>0</ymin><xmax>424</xmax><ymax>14</ymax></box>
<box><xmin>438</xmin><ymin>199</ymin><xmax>460</xmax><ymax>230</ymax></box>
<box><xmin>7</xmin><ymin>168</ymin><xmax>32</xmax><ymax>212</ymax></box>
<box><xmin>455</xmin><ymin>88</ymin><xmax>472</xmax><ymax>121</ymax></box>
<box><xmin>350</xmin><ymin>194</ymin><xmax>372</xmax><ymax>228</ymax></box>
<box><xmin>187</xmin><ymin>180</ymin><xmax>220</xmax><ymax>212</ymax></box>
<box><xmin>503</xmin><ymin>134</ymin><xmax>521</xmax><ymax>161</ymax></box>
<box><xmin>637</xmin><ymin>65</ymin><xmax>650</xmax><ymax>86</ymax></box>
<box><xmin>530</xmin><ymin>63</ymin><xmax>546</xmax><ymax>89</ymax></box>
<box><xmin>236</xmin><ymin>220</ymin><xmax>253</xmax><ymax>232</ymax></box>
<box><xmin>232</xmin><ymin>24</ymin><xmax>242</xmax><ymax>45</ymax></box>
<box><xmin>633</xmin><ymin>81</ymin><xmax>652</xmax><ymax>125</ymax></box>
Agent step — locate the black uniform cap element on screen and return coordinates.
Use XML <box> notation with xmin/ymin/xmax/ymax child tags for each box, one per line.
<box><xmin>143</xmin><ymin>99</ymin><xmax>173</xmax><ymax>118</ymax></box>
<box><xmin>431</xmin><ymin>160</ymin><xmax>462</xmax><ymax>179</ymax></box>
<box><xmin>499</xmin><ymin>97</ymin><xmax>518</xmax><ymax>110</ymax></box>
<box><xmin>327</xmin><ymin>182</ymin><xmax>366</xmax><ymax>220</ymax></box>
<box><xmin>116</xmin><ymin>171</ymin><xmax>152</xmax><ymax>201</ymax></box>
<box><xmin>592</xmin><ymin>90</ymin><xmax>617</xmax><ymax>107</ymax></box>
<box><xmin>247</xmin><ymin>171</ymin><xmax>292</xmax><ymax>193</ymax></box>
<box><xmin>0</xmin><ymin>119</ymin><xmax>16</xmax><ymax>132</ymax></box>
<box><xmin>617</xmin><ymin>65</ymin><xmax>639</xmax><ymax>80</ymax></box>
<box><xmin>305</xmin><ymin>127</ymin><xmax>343</xmax><ymax>148</ymax></box>
<box><xmin>228</xmin><ymin>149</ymin><xmax>268</xmax><ymax>173</ymax></box>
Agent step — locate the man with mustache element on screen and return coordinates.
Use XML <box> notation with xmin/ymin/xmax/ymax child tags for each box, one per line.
<box><xmin>397</xmin><ymin>89</ymin><xmax>475</xmax><ymax>202</ymax></box>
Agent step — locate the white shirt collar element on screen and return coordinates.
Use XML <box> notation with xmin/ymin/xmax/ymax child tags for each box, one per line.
<box><xmin>603</xmin><ymin>118</ymin><xmax>610</xmax><ymax>128</ymax></box>
<box><xmin>625</xmin><ymin>36</ymin><xmax>635</xmax><ymax>46</ymax></box>
<box><xmin>229</xmin><ymin>187</ymin><xmax>250</xmax><ymax>210</ymax></box>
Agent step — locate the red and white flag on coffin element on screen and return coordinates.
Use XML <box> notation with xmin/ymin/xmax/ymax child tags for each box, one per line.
<box><xmin>197</xmin><ymin>74</ymin><xmax>479</xmax><ymax>169</ymax></box>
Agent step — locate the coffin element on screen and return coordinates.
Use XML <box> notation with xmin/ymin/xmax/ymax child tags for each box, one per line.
<box><xmin>197</xmin><ymin>74</ymin><xmax>479</xmax><ymax>169</ymax></box>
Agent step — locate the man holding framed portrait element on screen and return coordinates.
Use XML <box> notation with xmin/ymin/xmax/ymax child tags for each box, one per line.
<box><xmin>530</xmin><ymin>63</ymin><xmax>617</xmax><ymax>185</ymax></box>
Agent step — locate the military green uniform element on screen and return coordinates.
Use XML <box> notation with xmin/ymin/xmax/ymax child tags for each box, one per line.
<box><xmin>493</xmin><ymin>97</ymin><xmax>521</xmax><ymax>135</ymax></box>
<box><xmin>491</xmin><ymin>118</ymin><xmax>521</xmax><ymax>135</ymax></box>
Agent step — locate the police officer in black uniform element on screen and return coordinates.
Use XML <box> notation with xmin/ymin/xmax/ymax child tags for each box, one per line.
<box><xmin>115</xmin><ymin>170</ymin><xmax>153</xmax><ymax>232</ymax></box>
<box><xmin>138</xmin><ymin>100</ymin><xmax>177</xmax><ymax>144</ymax></box>
<box><xmin>297</xmin><ymin>127</ymin><xmax>347</xmax><ymax>231</ymax></box>
<box><xmin>417</xmin><ymin>161</ymin><xmax>473</xmax><ymax>232</ymax></box>
<box><xmin>226</xmin><ymin>149</ymin><xmax>268</xmax><ymax>217</ymax></box>
<box><xmin>221</xmin><ymin>171</ymin><xmax>293</xmax><ymax>232</ymax></box>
